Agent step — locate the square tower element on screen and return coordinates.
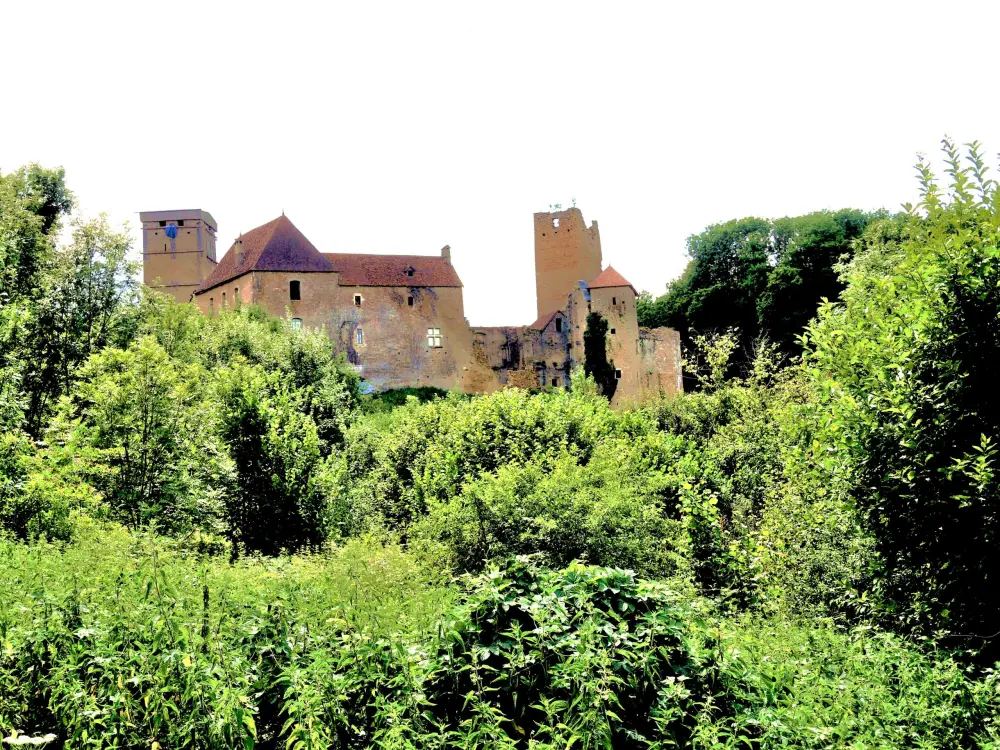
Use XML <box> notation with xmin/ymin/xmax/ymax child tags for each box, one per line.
<box><xmin>533</xmin><ymin>207</ymin><xmax>602</xmax><ymax>319</ymax></box>
<box><xmin>140</xmin><ymin>209</ymin><xmax>218</xmax><ymax>303</ymax></box>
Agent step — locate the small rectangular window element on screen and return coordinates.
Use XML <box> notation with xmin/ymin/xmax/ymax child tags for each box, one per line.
<box><xmin>408</xmin><ymin>296</ymin><xmax>414</xmax><ymax>307</ymax></box>
<box><xmin>612</xmin><ymin>296</ymin><xmax>617</xmax><ymax>305</ymax></box>
<box><xmin>553</xmin><ymin>377</ymin><xmax>560</xmax><ymax>387</ymax></box>
<box><xmin>356</xmin><ymin>328</ymin><xmax>364</xmax><ymax>346</ymax></box>
<box><xmin>610</xmin><ymin>328</ymin><xmax>616</xmax><ymax>334</ymax></box>
<box><xmin>614</xmin><ymin>369</ymin><xmax>622</xmax><ymax>379</ymax></box>
<box><xmin>177</xmin><ymin>220</ymin><xmax>185</xmax><ymax>227</ymax></box>
<box><xmin>554</xmin><ymin>318</ymin><xmax>562</xmax><ymax>332</ymax></box>
<box><xmin>427</xmin><ymin>327</ymin><xmax>442</xmax><ymax>348</ymax></box>
<box><xmin>290</xmin><ymin>280</ymin><xmax>301</xmax><ymax>300</ymax></box>
<box><xmin>407</xmin><ymin>268</ymin><xmax>415</xmax><ymax>277</ymax></box>
<box><xmin>354</xmin><ymin>294</ymin><xmax>362</xmax><ymax>306</ymax></box>
<box><xmin>291</xmin><ymin>318</ymin><xmax>303</xmax><ymax>330</ymax></box>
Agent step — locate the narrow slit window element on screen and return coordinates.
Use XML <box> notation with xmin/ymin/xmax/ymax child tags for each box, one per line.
<box><xmin>290</xmin><ymin>280</ymin><xmax>301</xmax><ymax>300</ymax></box>
<box><xmin>354</xmin><ymin>294</ymin><xmax>362</xmax><ymax>306</ymax></box>
<box><xmin>427</xmin><ymin>328</ymin><xmax>442</xmax><ymax>348</ymax></box>
<box><xmin>407</xmin><ymin>267</ymin><xmax>415</xmax><ymax>278</ymax></box>
<box><xmin>407</xmin><ymin>296</ymin><xmax>414</xmax><ymax>307</ymax></box>
<box><xmin>541</xmin><ymin>371</ymin><xmax>546</xmax><ymax>386</ymax></box>
<box><xmin>612</xmin><ymin>296</ymin><xmax>617</xmax><ymax>305</ymax></box>
<box><xmin>554</xmin><ymin>318</ymin><xmax>562</xmax><ymax>332</ymax></box>
<box><xmin>222</xmin><ymin>292</ymin><xmax>226</xmax><ymax>306</ymax></box>
<box><xmin>356</xmin><ymin>328</ymin><xmax>364</xmax><ymax>346</ymax></box>
<box><xmin>209</xmin><ymin>297</ymin><xmax>214</xmax><ymax>314</ymax></box>
<box><xmin>552</xmin><ymin>376</ymin><xmax>560</xmax><ymax>387</ymax></box>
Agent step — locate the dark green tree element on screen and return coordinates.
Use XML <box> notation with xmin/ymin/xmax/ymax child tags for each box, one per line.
<box><xmin>583</xmin><ymin>312</ymin><xmax>617</xmax><ymax>399</ymax></box>
<box><xmin>639</xmin><ymin>210</ymin><xmax>885</xmax><ymax>376</ymax></box>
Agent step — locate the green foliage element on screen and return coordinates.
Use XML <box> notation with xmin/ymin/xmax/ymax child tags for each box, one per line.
<box><xmin>791</xmin><ymin>139</ymin><xmax>1000</xmax><ymax>650</ymax></box>
<box><xmin>359</xmin><ymin>386</ymin><xmax>451</xmax><ymax>414</ymax></box>
<box><xmin>54</xmin><ymin>336</ymin><xmax>227</xmax><ymax>533</ymax></box>
<box><xmin>583</xmin><ymin>311</ymin><xmax>618</xmax><ymax>399</ymax></box>
<box><xmin>640</xmin><ymin>210</ymin><xmax>884</xmax><ymax>376</ymax></box>
<box><xmin>216</xmin><ymin>362</ymin><xmax>333</xmax><ymax>555</ymax></box>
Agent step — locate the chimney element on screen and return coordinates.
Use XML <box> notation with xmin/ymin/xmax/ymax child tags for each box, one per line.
<box><xmin>441</xmin><ymin>244</ymin><xmax>451</xmax><ymax>264</ymax></box>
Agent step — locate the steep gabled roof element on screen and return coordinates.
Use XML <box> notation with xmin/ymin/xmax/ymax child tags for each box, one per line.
<box><xmin>323</xmin><ymin>253</ymin><xmax>462</xmax><ymax>287</ymax></box>
<box><xmin>195</xmin><ymin>215</ymin><xmax>332</xmax><ymax>294</ymax></box>
<box><xmin>527</xmin><ymin>309</ymin><xmax>563</xmax><ymax>332</ymax></box>
<box><xmin>588</xmin><ymin>265</ymin><xmax>637</xmax><ymax>296</ymax></box>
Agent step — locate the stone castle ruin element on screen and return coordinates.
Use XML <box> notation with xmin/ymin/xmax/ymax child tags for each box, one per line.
<box><xmin>140</xmin><ymin>206</ymin><xmax>681</xmax><ymax>405</ymax></box>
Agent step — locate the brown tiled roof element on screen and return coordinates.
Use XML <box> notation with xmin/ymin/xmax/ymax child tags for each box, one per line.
<box><xmin>527</xmin><ymin>309</ymin><xmax>563</xmax><ymax>331</ymax></box>
<box><xmin>323</xmin><ymin>253</ymin><xmax>462</xmax><ymax>287</ymax></box>
<box><xmin>195</xmin><ymin>215</ymin><xmax>332</xmax><ymax>294</ymax></box>
<box><xmin>589</xmin><ymin>265</ymin><xmax>637</xmax><ymax>296</ymax></box>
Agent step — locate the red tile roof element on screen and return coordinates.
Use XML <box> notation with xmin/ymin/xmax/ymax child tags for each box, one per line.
<box><xmin>196</xmin><ymin>215</ymin><xmax>332</xmax><ymax>294</ymax></box>
<box><xmin>527</xmin><ymin>309</ymin><xmax>563</xmax><ymax>331</ymax></box>
<box><xmin>588</xmin><ymin>265</ymin><xmax>637</xmax><ymax>296</ymax></box>
<box><xmin>323</xmin><ymin>253</ymin><xmax>462</xmax><ymax>287</ymax></box>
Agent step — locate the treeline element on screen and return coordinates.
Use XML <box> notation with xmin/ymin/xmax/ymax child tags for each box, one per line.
<box><xmin>3</xmin><ymin>141</ymin><xmax>1000</xmax><ymax>747</ymax></box>
<box><xmin>637</xmin><ymin>205</ymin><xmax>904</xmax><ymax>374</ymax></box>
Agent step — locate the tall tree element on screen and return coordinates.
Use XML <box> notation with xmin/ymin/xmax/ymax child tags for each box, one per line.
<box><xmin>639</xmin><ymin>210</ymin><xmax>886</xmax><ymax>375</ymax></box>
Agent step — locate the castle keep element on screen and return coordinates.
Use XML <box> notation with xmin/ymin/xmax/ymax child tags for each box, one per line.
<box><xmin>140</xmin><ymin>206</ymin><xmax>681</xmax><ymax>405</ymax></box>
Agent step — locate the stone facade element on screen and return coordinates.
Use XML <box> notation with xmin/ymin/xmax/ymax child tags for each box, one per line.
<box><xmin>139</xmin><ymin>206</ymin><xmax>682</xmax><ymax>403</ymax></box>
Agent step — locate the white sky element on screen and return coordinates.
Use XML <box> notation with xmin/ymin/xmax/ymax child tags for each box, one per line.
<box><xmin>4</xmin><ymin>0</ymin><xmax>1000</xmax><ymax>325</ymax></box>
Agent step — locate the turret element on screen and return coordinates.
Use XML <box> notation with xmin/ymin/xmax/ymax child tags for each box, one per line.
<box><xmin>533</xmin><ymin>206</ymin><xmax>602</xmax><ymax>319</ymax></box>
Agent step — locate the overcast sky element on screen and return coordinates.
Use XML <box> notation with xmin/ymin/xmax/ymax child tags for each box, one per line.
<box><xmin>4</xmin><ymin>0</ymin><xmax>1000</xmax><ymax>325</ymax></box>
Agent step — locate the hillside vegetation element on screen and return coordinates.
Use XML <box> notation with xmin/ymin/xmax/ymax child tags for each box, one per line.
<box><xmin>1</xmin><ymin>140</ymin><xmax>1000</xmax><ymax>748</ymax></box>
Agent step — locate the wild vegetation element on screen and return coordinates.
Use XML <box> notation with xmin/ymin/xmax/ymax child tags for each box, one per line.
<box><xmin>2</xmin><ymin>140</ymin><xmax>1000</xmax><ymax>747</ymax></box>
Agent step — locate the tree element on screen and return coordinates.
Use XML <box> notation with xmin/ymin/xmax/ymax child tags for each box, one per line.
<box><xmin>61</xmin><ymin>336</ymin><xmax>224</xmax><ymax>532</ymax></box>
<box><xmin>583</xmin><ymin>312</ymin><xmax>617</xmax><ymax>399</ymax></box>
<box><xmin>215</xmin><ymin>363</ymin><xmax>331</xmax><ymax>555</ymax></box>
<box><xmin>19</xmin><ymin>215</ymin><xmax>140</xmax><ymax>433</ymax></box>
<box><xmin>639</xmin><ymin>210</ymin><xmax>883</xmax><ymax>376</ymax></box>
<box><xmin>796</xmin><ymin>139</ymin><xmax>1000</xmax><ymax>653</ymax></box>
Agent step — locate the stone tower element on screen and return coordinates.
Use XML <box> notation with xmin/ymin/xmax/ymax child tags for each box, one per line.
<box><xmin>533</xmin><ymin>206</ymin><xmax>602</xmax><ymax>319</ymax></box>
<box><xmin>139</xmin><ymin>209</ymin><xmax>218</xmax><ymax>303</ymax></box>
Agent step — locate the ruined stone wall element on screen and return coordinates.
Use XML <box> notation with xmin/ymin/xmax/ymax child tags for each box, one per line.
<box><xmin>471</xmin><ymin>326</ymin><xmax>537</xmax><ymax>387</ymax></box>
<box><xmin>533</xmin><ymin>208</ymin><xmax>602</xmax><ymax>320</ymax></box>
<box><xmin>637</xmin><ymin>327</ymin><xmax>683</xmax><ymax>400</ymax></box>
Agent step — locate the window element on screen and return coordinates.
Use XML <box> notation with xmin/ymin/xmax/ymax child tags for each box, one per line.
<box><xmin>177</xmin><ymin>220</ymin><xmax>185</xmax><ymax>227</ymax></box>
<box><xmin>552</xmin><ymin>217</ymin><xmax>560</xmax><ymax>229</ymax></box>
<box><xmin>427</xmin><ymin>328</ymin><xmax>442</xmax><ymax>348</ymax></box>
<box><xmin>408</xmin><ymin>296</ymin><xmax>414</xmax><ymax>307</ymax></box>
<box><xmin>406</xmin><ymin>267</ymin><xmax>415</xmax><ymax>278</ymax></box>
<box><xmin>354</xmin><ymin>294</ymin><xmax>362</xmax><ymax>306</ymax></box>
<box><xmin>610</xmin><ymin>328</ymin><xmax>616</xmax><ymax>334</ymax></box>
<box><xmin>541</xmin><ymin>371</ymin><xmax>546</xmax><ymax>386</ymax></box>
<box><xmin>209</xmin><ymin>297</ymin><xmax>214</xmax><ymax>314</ymax></box>
<box><xmin>356</xmin><ymin>328</ymin><xmax>364</xmax><ymax>346</ymax></box>
<box><xmin>554</xmin><ymin>318</ymin><xmax>562</xmax><ymax>332</ymax></box>
<box><xmin>552</xmin><ymin>361</ymin><xmax>558</xmax><ymax>368</ymax></box>
<box><xmin>234</xmin><ymin>287</ymin><xmax>239</xmax><ymax>303</ymax></box>
<box><xmin>552</xmin><ymin>377</ymin><xmax>560</xmax><ymax>387</ymax></box>
<box><xmin>222</xmin><ymin>292</ymin><xmax>226</xmax><ymax>306</ymax></box>
<box><xmin>291</xmin><ymin>318</ymin><xmax>303</xmax><ymax>330</ymax></box>
<box><xmin>612</xmin><ymin>296</ymin><xmax>617</xmax><ymax>305</ymax></box>
<box><xmin>615</xmin><ymin>369</ymin><xmax>622</xmax><ymax>379</ymax></box>
<box><xmin>159</xmin><ymin>220</ymin><xmax>167</xmax><ymax>227</ymax></box>
<box><xmin>290</xmin><ymin>280</ymin><xmax>301</xmax><ymax>300</ymax></box>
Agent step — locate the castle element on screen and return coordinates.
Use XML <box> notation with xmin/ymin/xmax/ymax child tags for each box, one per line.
<box><xmin>139</xmin><ymin>206</ymin><xmax>681</xmax><ymax>405</ymax></box>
